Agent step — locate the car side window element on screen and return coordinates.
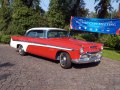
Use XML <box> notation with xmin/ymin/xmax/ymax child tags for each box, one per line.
<box><xmin>26</xmin><ymin>30</ymin><xmax>46</xmax><ymax>38</ymax></box>
<box><xmin>26</xmin><ymin>31</ymin><xmax>37</xmax><ymax>37</ymax></box>
<box><xmin>36</xmin><ymin>30</ymin><xmax>45</xmax><ymax>38</ymax></box>
<box><xmin>48</xmin><ymin>31</ymin><xmax>57</xmax><ymax>38</ymax></box>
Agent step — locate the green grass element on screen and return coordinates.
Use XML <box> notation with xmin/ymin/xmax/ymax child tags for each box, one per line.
<box><xmin>103</xmin><ymin>47</ymin><xmax>120</xmax><ymax>61</ymax></box>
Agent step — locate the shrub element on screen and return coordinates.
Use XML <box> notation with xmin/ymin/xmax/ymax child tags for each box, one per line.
<box><xmin>72</xmin><ymin>33</ymin><xmax>120</xmax><ymax>50</ymax></box>
<box><xmin>72</xmin><ymin>33</ymin><xmax>97</xmax><ymax>41</ymax></box>
<box><xmin>72</xmin><ymin>34</ymin><xmax>86</xmax><ymax>41</ymax></box>
<box><xmin>98</xmin><ymin>35</ymin><xmax>120</xmax><ymax>50</ymax></box>
<box><xmin>81</xmin><ymin>33</ymin><xmax>97</xmax><ymax>42</ymax></box>
<box><xmin>114</xmin><ymin>36</ymin><xmax>120</xmax><ymax>50</ymax></box>
<box><xmin>0</xmin><ymin>35</ymin><xmax>11</xmax><ymax>44</ymax></box>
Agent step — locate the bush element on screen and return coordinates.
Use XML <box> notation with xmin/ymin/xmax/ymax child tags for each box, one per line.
<box><xmin>72</xmin><ymin>33</ymin><xmax>97</xmax><ymax>41</ymax></box>
<box><xmin>114</xmin><ymin>36</ymin><xmax>120</xmax><ymax>50</ymax></box>
<box><xmin>72</xmin><ymin>34</ymin><xmax>86</xmax><ymax>41</ymax></box>
<box><xmin>72</xmin><ymin>33</ymin><xmax>120</xmax><ymax>50</ymax></box>
<box><xmin>81</xmin><ymin>33</ymin><xmax>97</xmax><ymax>42</ymax></box>
<box><xmin>0</xmin><ymin>35</ymin><xmax>11</xmax><ymax>44</ymax></box>
<box><xmin>98</xmin><ymin>35</ymin><xmax>120</xmax><ymax>50</ymax></box>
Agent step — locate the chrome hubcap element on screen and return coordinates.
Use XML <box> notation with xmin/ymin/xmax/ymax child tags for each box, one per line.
<box><xmin>19</xmin><ymin>46</ymin><xmax>23</xmax><ymax>54</ymax></box>
<box><xmin>60</xmin><ymin>55</ymin><xmax>67</xmax><ymax>66</ymax></box>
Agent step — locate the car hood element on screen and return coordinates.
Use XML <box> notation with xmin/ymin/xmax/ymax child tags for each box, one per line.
<box><xmin>48</xmin><ymin>37</ymin><xmax>100</xmax><ymax>46</ymax></box>
<box><xmin>48</xmin><ymin>37</ymin><xmax>103</xmax><ymax>53</ymax></box>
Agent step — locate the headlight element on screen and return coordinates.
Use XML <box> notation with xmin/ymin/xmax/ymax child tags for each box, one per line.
<box><xmin>80</xmin><ymin>48</ymin><xmax>84</xmax><ymax>53</ymax></box>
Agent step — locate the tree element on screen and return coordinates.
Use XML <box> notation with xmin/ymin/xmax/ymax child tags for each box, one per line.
<box><xmin>7</xmin><ymin>0</ymin><xmax>46</xmax><ymax>35</ymax></box>
<box><xmin>95</xmin><ymin>0</ymin><xmax>112</xmax><ymax>18</ymax></box>
<box><xmin>95</xmin><ymin>0</ymin><xmax>120</xmax><ymax>18</ymax></box>
<box><xmin>70</xmin><ymin>0</ymin><xmax>88</xmax><ymax>17</ymax></box>
<box><xmin>48</xmin><ymin>0</ymin><xmax>88</xmax><ymax>28</ymax></box>
<box><xmin>48</xmin><ymin>0</ymin><xmax>66</xmax><ymax>28</ymax></box>
<box><xmin>0</xmin><ymin>0</ymin><xmax>12</xmax><ymax>32</ymax></box>
<box><xmin>0</xmin><ymin>0</ymin><xmax>47</xmax><ymax>35</ymax></box>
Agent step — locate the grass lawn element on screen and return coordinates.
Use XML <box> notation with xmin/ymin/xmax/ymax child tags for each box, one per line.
<box><xmin>103</xmin><ymin>47</ymin><xmax>120</xmax><ymax>61</ymax></box>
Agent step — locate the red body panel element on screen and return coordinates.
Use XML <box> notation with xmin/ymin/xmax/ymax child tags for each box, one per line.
<box><xmin>27</xmin><ymin>45</ymin><xmax>58</xmax><ymax>60</ymax></box>
<box><xmin>12</xmin><ymin>36</ymin><xmax>103</xmax><ymax>60</ymax></box>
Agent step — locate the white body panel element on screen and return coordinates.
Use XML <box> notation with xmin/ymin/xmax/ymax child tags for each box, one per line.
<box><xmin>10</xmin><ymin>38</ymin><xmax>73</xmax><ymax>52</ymax></box>
<box><xmin>10</xmin><ymin>39</ymin><xmax>28</xmax><ymax>52</ymax></box>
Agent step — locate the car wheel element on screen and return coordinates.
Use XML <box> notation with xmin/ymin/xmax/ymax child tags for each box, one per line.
<box><xmin>59</xmin><ymin>52</ymin><xmax>72</xmax><ymax>69</ymax></box>
<box><xmin>18</xmin><ymin>45</ymin><xmax>26</xmax><ymax>56</ymax></box>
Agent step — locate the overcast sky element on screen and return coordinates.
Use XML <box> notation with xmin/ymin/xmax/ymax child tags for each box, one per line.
<box><xmin>40</xmin><ymin>0</ymin><xmax>120</xmax><ymax>12</ymax></box>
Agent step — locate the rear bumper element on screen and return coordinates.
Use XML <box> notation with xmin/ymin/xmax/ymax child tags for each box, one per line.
<box><xmin>71</xmin><ymin>52</ymin><xmax>102</xmax><ymax>64</ymax></box>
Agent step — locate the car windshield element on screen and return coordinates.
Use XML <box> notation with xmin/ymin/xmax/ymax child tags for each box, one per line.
<box><xmin>48</xmin><ymin>30</ymin><xmax>69</xmax><ymax>38</ymax></box>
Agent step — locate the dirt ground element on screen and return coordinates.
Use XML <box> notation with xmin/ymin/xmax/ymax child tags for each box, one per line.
<box><xmin>0</xmin><ymin>44</ymin><xmax>120</xmax><ymax>90</ymax></box>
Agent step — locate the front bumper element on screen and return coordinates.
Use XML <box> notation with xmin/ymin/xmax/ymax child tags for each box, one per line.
<box><xmin>72</xmin><ymin>52</ymin><xmax>102</xmax><ymax>64</ymax></box>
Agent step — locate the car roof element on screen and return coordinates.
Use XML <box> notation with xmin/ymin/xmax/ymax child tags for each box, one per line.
<box><xmin>27</xmin><ymin>27</ymin><xmax>66</xmax><ymax>32</ymax></box>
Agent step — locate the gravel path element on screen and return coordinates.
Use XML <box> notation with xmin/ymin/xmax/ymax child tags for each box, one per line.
<box><xmin>0</xmin><ymin>44</ymin><xmax>120</xmax><ymax>90</ymax></box>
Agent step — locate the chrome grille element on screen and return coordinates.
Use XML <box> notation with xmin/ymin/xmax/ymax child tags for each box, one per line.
<box><xmin>90</xmin><ymin>46</ymin><xmax>97</xmax><ymax>49</ymax></box>
<box><xmin>81</xmin><ymin>52</ymin><xmax>102</xmax><ymax>59</ymax></box>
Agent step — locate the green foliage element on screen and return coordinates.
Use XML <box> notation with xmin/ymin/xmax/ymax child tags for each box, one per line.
<box><xmin>95</xmin><ymin>0</ymin><xmax>120</xmax><ymax>18</ymax></box>
<box><xmin>98</xmin><ymin>35</ymin><xmax>120</xmax><ymax>50</ymax></box>
<box><xmin>64</xmin><ymin>25</ymin><xmax>70</xmax><ymax>31</ymax></box>
<box><xmin>95</xmin><ymin>0</ymin><xmax>111</xmax><ymax>18</ymax></box>
<box><xmin>72</xmin><ymin>33</ymin><xmax>120</xmax><ymax>50</ymax></box>
<box><xmin>0</xmin><ymin>35</ymin><xmax>11</xmax><ymax>44</ymax></box>
<box><xmin>81</xmin><ymin>33</ymin><xmax>97</xmax><ymax>41</ymax></box>
<box><xmin>72</xmin><ymin>34</ymin><xmax>86</xmax><ymax>41</ymax></box>
<box><xmin>8</xmin><ymin>6</ymin><xmax>43</xmax><ymax>35</ymax></box>
<box><xmin>48</xmin><ymin>0</ymin><xmax>88</xmax><ymax>28</ymax></box>
<box><xmin>48</xmin><ymin>0</ymin><xmax>66</xmax><ymax>28</ymax></box>
<box><xmin>72</xmin><ymin>33</ymin><xmax>97</xmax><ymax>41</ymax></box>
<box><xmin>0</xmin><ymin>0</ymin><xmax>47</xmax><ymax>36</ymax></box>
<box><xmin>0</xmin><ymin>3</ymin><xmax>12</xmax><ymax>32</ymax></box>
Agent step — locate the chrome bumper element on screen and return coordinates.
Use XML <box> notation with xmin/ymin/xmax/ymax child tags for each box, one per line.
<box><xmin>72</xmin><ymin>52</ymin><xmax>102</xmax><ymax>64</ymax></box>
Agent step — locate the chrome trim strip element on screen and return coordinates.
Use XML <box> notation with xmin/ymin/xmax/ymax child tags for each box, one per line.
<box><xmin>13</xmin><ymin>40</ymin><xmax>73</xmax><ymax>51</ymax></box>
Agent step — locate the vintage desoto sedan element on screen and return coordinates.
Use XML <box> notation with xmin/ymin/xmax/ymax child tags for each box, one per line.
<box><xmin>10</xmin><ymin>27</ymin><xmax>103</xmax><ymax>69</ymax></box>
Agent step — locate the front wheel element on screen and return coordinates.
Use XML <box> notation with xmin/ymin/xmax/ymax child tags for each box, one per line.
<box><xmin>59</xmin><ymin>52</ymin><xmax>72</xmax><ymax>69</ymax></box>
<box><xmin>18</xmin><ymin>45</ymin><xmax>26</xmax><ymax>56</ymax></box>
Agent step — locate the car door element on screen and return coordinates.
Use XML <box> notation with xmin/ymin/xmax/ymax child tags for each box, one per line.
<box><xmin>25</xmin><ymin>30</ymin><xmax>52</xmax><ymax>58</ymax></box>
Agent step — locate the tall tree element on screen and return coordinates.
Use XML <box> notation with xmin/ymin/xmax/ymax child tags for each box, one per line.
<box><xmin>0</xmin><ymin>0</ymin><xmax>47</xmax><ymax>35</ymax></box>
<box><xmin>0</xmin><ymin>0</ymin><xmax>10</xmax><ymax>7</ymax></box>
<box><xmin>7</xmin><ymin>0</ymin><xmax>46</xmax><ymax>35</ymax></box>
<box><xmin>95</xmin><ymin>0</ymin><xmax>112</xmax><ymax>18</ymax></box>
<box><xmin>0</xmin><ymin>0</ymin><xmax>12</xmax><ymax>31</ymax></box>
<box><xmin>69</xmin><ymin>0</ymin><xmax>88</xmax><ymax>17</ymax></box>
<box><xmin>22</xmin><ymin>0</ymin><xmax>41</xmax><ymax>10</ymax></box>
<box><xmin>48</xmin><ymin>0</ymin><xmax>66</xmax><ymax>28</ymax></box>
<box><xmin>48</xmin><ymin>0</ymin><xmax>87</xmax><ymax>28</ymax></box>
<box><xmin>95</xmin><ymin>0</ymin><xmax>120</xmax><ymax>18</ymax></box>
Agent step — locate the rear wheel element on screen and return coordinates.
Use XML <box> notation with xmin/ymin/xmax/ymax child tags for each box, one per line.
<box><xmin>59</xmin><ymin>52</ymin><xmax>72</xmax><ymax>69</ymax></box>
<box><xmin>18</xmin><ymin>45</ymin><xmax>26</xmax><ymax>56</ymax></box>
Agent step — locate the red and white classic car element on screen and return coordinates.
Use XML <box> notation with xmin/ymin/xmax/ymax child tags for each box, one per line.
<box><xmin>10</xmin><ymin>27</ymin><xmax>103</xmax><ymax>69</ymax></box>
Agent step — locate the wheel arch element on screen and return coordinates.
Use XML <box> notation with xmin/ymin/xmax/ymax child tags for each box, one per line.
<box><xmin>56</xmin><ymin>50</ymin><xmax>71</xmax><ymax>60</ymax></box>
<box><xmin>17</xmin><ymin>44</ymin><xmax>21</xmax><ymax>48</ymax></box>
<box><xmin>16</xmin><ymin>44</ymin><xmax>27</xmax><ymax>52</ymax></box>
